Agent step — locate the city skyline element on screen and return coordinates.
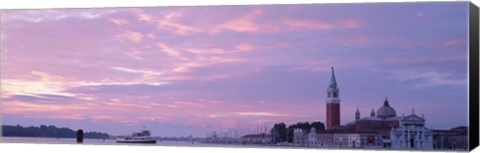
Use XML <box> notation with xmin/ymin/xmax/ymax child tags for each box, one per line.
<box><xmin>1</xmin><ymin>2</ymin><xmax>469</xmax><ymax>137</ymax></box>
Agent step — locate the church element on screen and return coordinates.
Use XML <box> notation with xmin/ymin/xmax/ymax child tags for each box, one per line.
<box><xmin>294</xmin><ymin>67</ymin><xmax>434</xmax><ymax>149</ymax></box>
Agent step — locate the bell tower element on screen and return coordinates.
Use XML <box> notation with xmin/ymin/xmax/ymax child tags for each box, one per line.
<box><xmin>326</xmin><ymin>67</ymin><xmax>340</xmax><ymax>129</ymax></box>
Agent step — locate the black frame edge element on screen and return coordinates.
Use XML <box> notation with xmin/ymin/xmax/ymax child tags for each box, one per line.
<box><xmin>469</xmin><ymin>1</ymin><xmax>480</xmax><ymax>151</ymax></box>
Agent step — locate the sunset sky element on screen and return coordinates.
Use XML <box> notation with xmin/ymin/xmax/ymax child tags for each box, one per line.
<box><xmin>0</xmin><ymin>2</ymin><xmax>469</xmax><ymax>137</ymax></box>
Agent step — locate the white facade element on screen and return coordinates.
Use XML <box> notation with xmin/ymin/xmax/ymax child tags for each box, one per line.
<box><xmin>390</xmin><ymin>112</ymin><xmax>433</xmax><ymax>149</ymax></box>
<box><xmin>293</xmin><ymin>128</ymin><xmax>304</xmax><ymax>146</ymax></box>
<box><xmin>299</xmin><ymin>131</ymin><xmax>382</xmax><ymax>148</ymax></box>
<box><xmin>307</xmin><ymin>128</ymin><xmax>318</xmax><ymax>146</ymax></box>
<box><xmin>333</xmin><ymin>133</ymin><xmax>383</xmax><ymax>148</ymax></box>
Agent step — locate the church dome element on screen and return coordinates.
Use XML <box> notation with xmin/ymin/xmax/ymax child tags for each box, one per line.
<box><xmin>376</xmin><ymin>98</ymin><xmax>396</xmax><ymax>119</ymax></box>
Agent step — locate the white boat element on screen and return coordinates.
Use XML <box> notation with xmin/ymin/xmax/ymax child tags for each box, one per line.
<box><xmin>116</xmin><ymin>130</ymin><xmax>157</xmax><ymax>144</ymax></box>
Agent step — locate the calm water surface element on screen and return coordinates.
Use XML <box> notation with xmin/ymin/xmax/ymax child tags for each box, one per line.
<box><xmin>0</xmin><ymin>137</ymin><xmax>253</xmax><ymax>148</ymax></box>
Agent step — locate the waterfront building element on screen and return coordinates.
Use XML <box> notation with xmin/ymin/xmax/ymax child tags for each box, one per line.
<box><xmin>390</xmin><ymin>110</ymin><xmax>433</xmax><ymax>149</ymax></box>
<box><xmin>432</xmin><ymin>126</ymin><xmax>468</xmax><ymax>150</ymax></box>
<box><xmin>332</xmin><ymin>133</ymin><xmax>383</xmax><ymax>148</ymax></box>
<box><xmin>318</xmin><ymin>133</ymin><xmax>334</xmax><ymax>147</ymax></box>
<box><xmin>307</xmin><ymin>128</ymin><xmax>318</xmax><ymax>146</ymax></box>
<box><xmin>293</xmin><ymin>128</ymin><xmax>305</xmax><ymax>146</ymax></box>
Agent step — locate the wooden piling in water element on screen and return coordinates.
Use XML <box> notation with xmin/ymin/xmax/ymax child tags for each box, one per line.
<box><xmin>77</xmin><ymin>129</ymin><xmax>84</xmax><ymax>143</ymax></box>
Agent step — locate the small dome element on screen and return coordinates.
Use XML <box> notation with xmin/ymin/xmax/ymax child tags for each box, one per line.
<box><xmin>376</xmin><ymin>97</ymin><xmax>396</xmax><ymax>119</ymax></box>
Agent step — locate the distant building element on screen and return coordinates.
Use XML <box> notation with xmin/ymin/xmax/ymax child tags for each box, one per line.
<box><xmin>307</xmin><ymin>128</ymin><xmax>318</xmax><ymax>146</ymax></box>
<box><xmin>296</xmin><ymin>126</ymin><xmax>382</xmax><ymax>149</ymax></box>
<box><xmin>293</xmin><ymin>128</ymin><xmax>305</xmax><ymax>146</ymax></box>
<box><xmin>318</xmin><ymin>132</ymin><xmax>334</xmax><ymax>147</ymax></box>
<box><xmin>240</xmin><ymin>133</ymin><xmax>271</xmax><ymax>144</ymax></box>
<box><xmin>432</xmin><ymin>126</ymin><xmax>468</xmax><ymax>150</ymax></box>
<box><xmin>332</xmin><ymin>133</ymin><xmax>383</xmax><ymax>148</ymax></box>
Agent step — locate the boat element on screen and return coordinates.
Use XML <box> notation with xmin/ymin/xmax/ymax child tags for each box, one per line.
<box><xmin>116</xmin><ymin>130</ymin><xmax>157</xmax><ymax>144</ymax></box>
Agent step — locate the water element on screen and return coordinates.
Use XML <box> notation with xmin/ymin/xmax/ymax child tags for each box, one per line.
<box><xmin>2</xmin><ymin>137</ymin><xmax>117</xmax><ymax>145</ymax></box>
<box><xmin>0</xmin><ymin>137</ymin><xmax>255</xmax><ymax>148</ymax></box>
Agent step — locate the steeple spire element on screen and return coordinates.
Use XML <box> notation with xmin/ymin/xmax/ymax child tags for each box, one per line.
<box><xmin>383</xmin><ymin>97</ymin><xmax>390</xmax><ymax>107</ymax></box>
<box><xmin>326</xmin><ymin>67</ymin><xmax>340</xmax><ymax>101</ymax></box>
<box><xmin>329</xmin><ymin>67</ymin><xmax>337</xmax><ymax>88</ymax></box>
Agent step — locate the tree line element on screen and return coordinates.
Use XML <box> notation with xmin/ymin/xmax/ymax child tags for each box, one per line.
<box><xmin>2</xmin><ymin>124</ymin><xmax>111</xmax><ymax>139</ymax></box>
<box><xmin>270</xmin><ymin>121</ymin><xmax>325</xmax><ymax>143</ymax></box>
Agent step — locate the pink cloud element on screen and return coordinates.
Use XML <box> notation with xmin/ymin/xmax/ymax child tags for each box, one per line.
<box><xmin>146</xmin><ymin>33</ymin><xmax>157</xmax><ymax>39</ymax></box>
<box><xmin>157</xmin><ymin>12</ymin><xmax>201</xmax><ymax>35</ymax></box>
<box><xmin>2</xmin><ymin>9</ymin><xmax>120</xmax><ymax>23</ymax></box>
<box><xmin>282</xmin><ymin>17</ymin><xmax>335</xmax><ymax>30</ymax></box>
<box><xmin>2</xmin><ymin>99</ymin><xmax>178</xmax><ymax>125</ymax></box>
<box><xmin>340</xmin><ymin>19</ymin><xmax>362</xmax><ymax>29</ymax></box>
<box><xmin>166</xmin><ymin>59</ymin><xmax>249</xmax><ymax>81</ymax></box>
<box><xmin>208</xmin><ymin>111</ymin><xmax>289</xmax><ymax>118</ymax></box>
<box><xmin>43</xmin><ymin>115</ymin><xmax>85</xmax><ymax>120</ymax></box>
<box><xmin>1</xmin><ymin>71</ymin><xmax>78</xmax><ymax>97</ymax></box>
<box><xmin>210</xmin><ymin>9</ymin><xmax>362</xmax><ymax>34</ymax></box>
<box><xmin>116</xmin><ymin>30</ymin><xmax>144</xmax><ymax>42</ymax></box>
<box><xmin>234</xmin><ymin>42</ymin><xmax>289</xmax><ymax>53</ymax></box>
<box><xmin>289</xmin><ymin>58</ymin><xmax>335</xmax><ymax>72</ymax></box>
<box><xmin>442</xmin><ymin>39</ymin><xmax>465</xmax><ymax>48</ymax></box>
<box><xmin>130</xmin><ymin>8</ymin><xmax>153</xmax><ymax>22</ymax></box>
<box><xmin>236</xmin><ymin>112</ymin><xmax>288</xmax><ymax>117</ymax></box>
<box><xmin>186</xmin><ymin>118</ymin><xmax>209</xmax><ymax>128</ymax></box>
<box><xmin>211</xmin><ymin>9</ymin><xmax>278</xmax><ymax>34</ymax></box>
<box><xmin>157</xmin><ymin>43</ymin><xmax>188</xmax><ymax>60</ymax></box>
<box><xmin>196</xmin><ymin>56</ymin><xmax>246</xmax><ymax>64</ymax></box>
<box><xmin>183</xmin><ymin>47</ymin><xmax>227</xmax><ymax>54</ymax></box>
<box><xmin>219</xmin><ymin>120</ymin><xmax>237</xmax><ymax>129</ymax></box>
<box><xmin>112</xmin><ymin>66</ymin><xmax>165</xmax><ymax>77</ymax></box>
<box><xmin>235</xmin><ymin>43</ymin><xmax>257</xmax><ymax>52</ymax></box>
<box><xmin>1</xmin><ymin>101</ymin><xmax>89</xmax><ymax>114</ymax></box>
<box><xmin>264</xmin><ymin>42</ymin><xmax>290</xmax><ymax>49</ymax></box>
<box><xmin>156</xmin><ymin>42</ymin><xmax>249</xmax><ymax>72</ymax></box>
<box><xmin>123</xmin><ymin>49</ymin><xmax>145</xmax><ymax>60</ymax></box>
<box><xmin>109</xmin><ymin>18</ymin><xmax>129</xmax><ymax>26</ymax></box>
<box><xmin>282</xmin><ymin>17</ymin><xmax>362</xmax><ymax>30</ymax></box>
<box><xmin>172</xmin><ymin>66</ymin><xmax>192</xmax><ymax>73</ymax></box>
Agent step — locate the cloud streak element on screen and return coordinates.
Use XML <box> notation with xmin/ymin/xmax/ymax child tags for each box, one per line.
<box><xmin>157</xmin><ymin>12</ymin><xmax>201</xmax><ymax>35</ymax></box>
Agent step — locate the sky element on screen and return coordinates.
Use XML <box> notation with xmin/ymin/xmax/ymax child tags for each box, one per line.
<box><xmin>0</xmin><ymin>2</ymin><xmax>470</xmax><ymax>137</ymax></box>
